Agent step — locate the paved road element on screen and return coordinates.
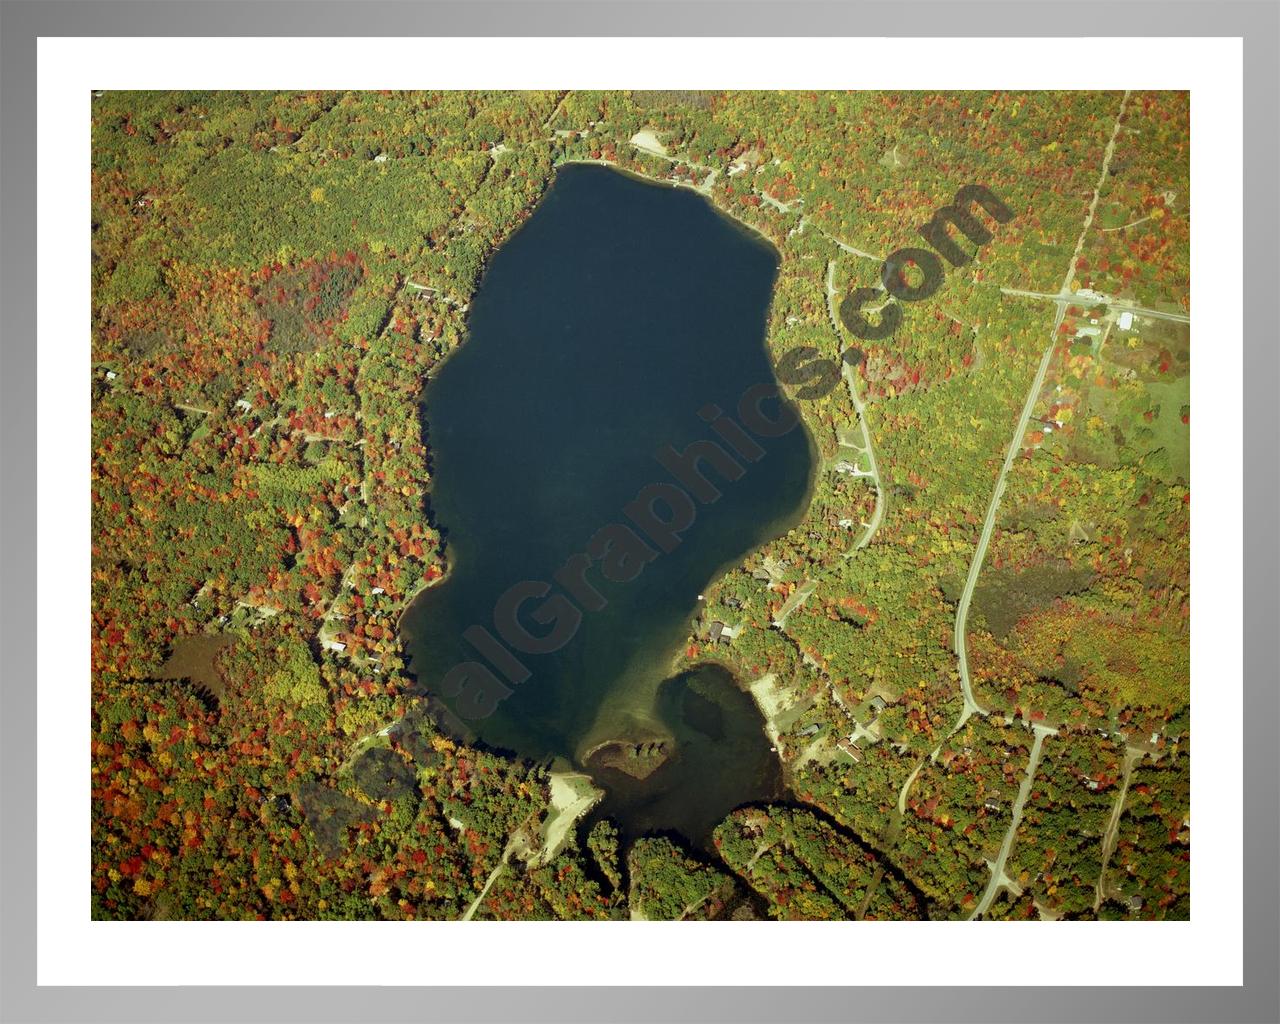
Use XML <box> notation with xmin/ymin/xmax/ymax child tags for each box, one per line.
<box><xmin>770</xmin><ymin>258</ymin><xmax>888</xmax><ymax>632</ymax></box>
<box><xmin>824</xmin><ymin>259</ymin><xmax>886</xmax><ymax>553</ymax></box>
<box><xmin>771</xmin><ymin>578</ymin><xmax>818</xmax><ymax>628</ymax></box>
<box><xmin>542</xmin><ymin>90</ymin><xmax>571</xmax><ymax>130</ymax></box>
<box><xmin>949</xmin><ymin>328</ymin><xmax>1059</xmax><ymax>729</ymax></box>
<box><xmin>999</xmin><ymin>286</ymin><xmax>1190</xmax><ymax>325</ymax></box>
<box><xmin>897</xmin><ymin>757</ymin><xmax>927</xmax><ymax>816</ymax></box>
<box><xmin>460</xmin><ymin>854</ymin><xmax>508</xmax><ymax>921</ymax></box>
<box><xmin>969</xmin><ymin>722</ymin><xmax>1058</xmax><ymax>919</ymax></box>
<box><xmin>951</xmin><ymin>90</ymin><xmax>1132</xmax><ymax>735</ymax></box>
<box><xmin>1093</xmin><ymin>746</ymin><xmax>1144</xmax><ymax>911</ymax></box>
<box><xmin>460</xmin><ymin>807</ymin><xmax>540</xmax><ymax>921</ymax></box>
<box><xmin>810</xmin><ymin>220</ymin><xmax>881</xmax><ymax>262</ymax></box>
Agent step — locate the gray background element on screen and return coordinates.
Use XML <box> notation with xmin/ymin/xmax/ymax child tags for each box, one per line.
<box><xmin>1</xmin><ymin>2</ymin><xmax>1276</xmax><ymax>1022</ymax></box>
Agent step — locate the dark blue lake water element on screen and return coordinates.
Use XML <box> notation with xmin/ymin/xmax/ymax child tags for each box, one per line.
<box><xmin>401</xmin><ymin>164</ymin><xmax>814</xmax><ymax>842</ymax></box>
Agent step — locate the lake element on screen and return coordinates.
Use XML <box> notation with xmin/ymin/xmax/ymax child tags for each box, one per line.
<box><xmin>401</xmin><ymin>164</ymin><xmax>814</xmax><ymax>844</ymax></box>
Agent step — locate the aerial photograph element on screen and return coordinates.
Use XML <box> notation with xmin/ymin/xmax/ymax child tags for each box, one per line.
<box><xmin>90</xmin><ymin>89</ymin><xmax>1190</xmax><ymax>922</ymax></box>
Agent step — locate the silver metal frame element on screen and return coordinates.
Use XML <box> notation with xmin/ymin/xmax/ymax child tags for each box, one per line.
<box><xmin>2</xmin><ymin>3</ymin><xmax>1275</xmax><ymax>1021</ymax></box>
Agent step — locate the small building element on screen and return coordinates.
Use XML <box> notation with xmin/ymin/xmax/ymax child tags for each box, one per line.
<box><xmin>234</xmin><ymin>398</ymin><xmax>253</xmax><ymax>414</ymax></box>
<box><xmin>715</xmin><ymin>622</ymin><xmax>742</xmax><ymax>643</ymax></box>
<box><xmin>727</xmin><ymin>148</ymin><xmax>764</xmax><ymax>177</ymax></box>
<box><xmin>984</xmin><ymin>798</ymin><xmax>1003</xmax><ymax>814</ymax></box>
<box><xmin>1118</xmin><ymin>311</ymin><xmax>1134</xmax><ymax>330</ymax></box>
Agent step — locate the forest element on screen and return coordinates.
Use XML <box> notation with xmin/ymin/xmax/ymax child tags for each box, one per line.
<box><xmin>91</xmin><ymin>89</ymin><xmax>1189</xmax><ymax>921</ymax></box>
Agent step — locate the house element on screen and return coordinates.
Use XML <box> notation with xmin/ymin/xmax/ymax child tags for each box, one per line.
<box><xmin>711</xmin><ymin>622</ymin><xmax>742</xmax><ymax>644</ymax></box>
<box><xmin>727</xmin><ymin>147</ymin><xmax>765</xmax><ymax>177</ymax></box>
<box><xmin>322</xmin><ymin>638</ymin><xmax>346</xmax><ymax>654</ymax></box>
<box><xmin>795</xmin><ymin>723</ymin><xmax>822</xmax><ymax>738</ymax></box>
<box><xmin>984</xmin><ymin>798</ymin><xmax>1003</xmax><ymax>814</ymax></box>
<box><xmin>751</xmin><ymin>556</ymin><xmax>787</xmax><ymax>585</ymax></box>
<box><xmin>234</xmin><ymin>398</ymin><xmax>253</xmax><ymax>414</ymax></box>
<box><xmin>868</xmin><ymin>695</ymin><xmax>888</xmax><ymax>715</ymax></box>
<box><xmin>1118</xmin><ymin>311</ymin><xmax>1134</xmax><ymax>330</ymax></box>
<box><xmin>1070</xmin><ymin>520</ymin><xmax>1094</xmax><ymax>544</ymax></box>
<box><xmin>1128</xmin><ymin>895</ymin><xmax>1144</xmax><ymax>911</ymax></box>
<box><xmin>837</xmin><ymin>737</ymin><xmax>864</xmax><ymax>763</ymax></box>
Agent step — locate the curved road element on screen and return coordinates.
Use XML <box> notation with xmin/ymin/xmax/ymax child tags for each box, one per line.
<box><xmin>949</xmin><ymin>330</ymin><xmax>1058</xmax><ymax>728</ymax></box>
<box><xmin>771</xmin><ymin>257</ymin><xmax>886</xmax><ymax>631</ymax></box>
<box><xmin>824</xmin><ymin>258</ymin><xmax>886</xmax><ymax>553</ymax></box>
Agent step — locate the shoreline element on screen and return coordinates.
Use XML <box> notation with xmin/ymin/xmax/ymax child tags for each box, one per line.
<box><xmin>382</xmin><ymin>159</ymin><xmax>831</xmax><ymax>805</ymax></box>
